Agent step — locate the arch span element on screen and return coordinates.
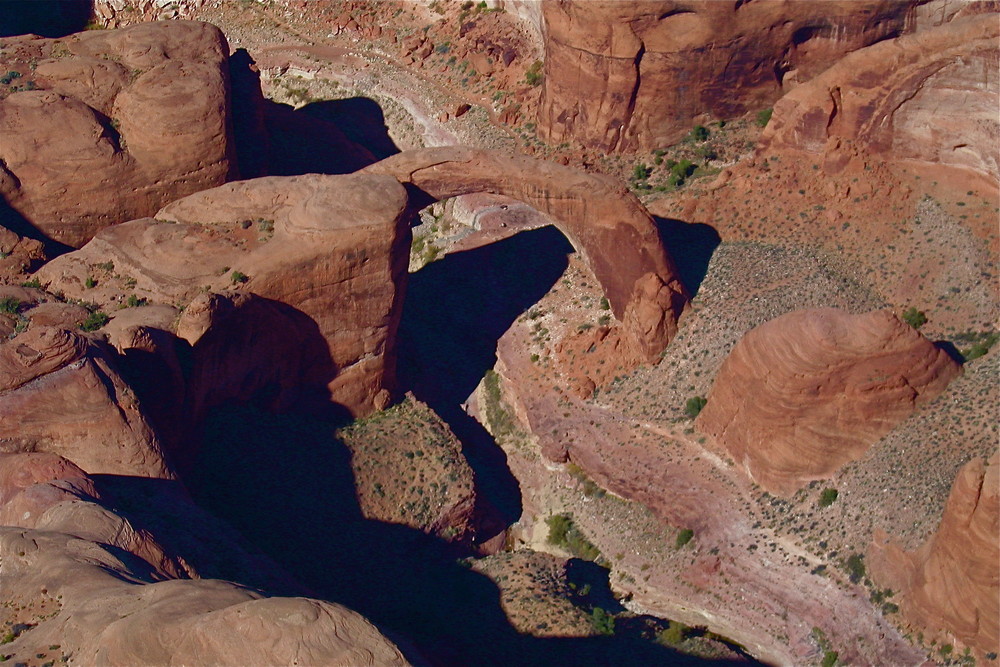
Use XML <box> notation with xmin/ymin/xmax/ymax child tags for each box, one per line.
<box><xmin>363</xmin><ymin>147</ymin><xmax>689</xmax><ymax>362</ymax></box>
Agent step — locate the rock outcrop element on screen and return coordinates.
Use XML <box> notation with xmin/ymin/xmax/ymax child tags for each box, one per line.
<box><xmin>363</xmin><ymin>146</ymin><xmax>688</xmax><ymax>363</ymax></box>
<box><xmin>37</xmin><ymin>173</ymin><xmax>411</xmax><ymax>417</ymax></box>
<box><xmin>697</xmin><ymin>309</ymin><xmax>962</xmax><ymax>495</ymax></box>
<box><xmin>0</xmin><ymin>21</ymin><xmax>235</xmax><ymax>247</ymax></box>
<box><xmin>760</xmin><ymin>12</ymin><xmax>1000</xmax><ymax>188</ymax></box>
<box><xmin>537</xmin><ymin>0</ymin><xmax>918</xmax><ymax>151</ymax></box>
<box><xmin>870</xmin><ymin>453</ymin><xmax>999</xmax><ymax>660</ymax></box>
<box><xmin>0</xmin><ymin>326</ymin><xmax>173</xmax><ymax>478</ymax></box>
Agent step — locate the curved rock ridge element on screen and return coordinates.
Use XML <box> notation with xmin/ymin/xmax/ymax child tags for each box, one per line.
<box><xmin>697</xmin><ymin>308</ymin><xmax>962</xmax><ymax>495</ymax></box>
<box><xmin>870</xmin><ymin>453</ymin><xmax>999</xmax><ymax>660</ymax></box>
<box><xmin>0</xmin><ymin>20</ymin><xmax>235</xmax><ymax>248</ymax></box>
<box><xmin>536</xmin><ymin>0</ymin><xmax>918</xmax><ymax>151</ymax></box>
<box><xmin>38</xmin><ymin>173</ymin><xmax>411</xmax><ymax>417</ymax></box>
<box><xmin>0</xmin><ymin>326</ymin><xmax>173</xmax><ymax>479</ymax></box>
<box><xmin>760</xmin><ymin>12</ymin><xmax>1000</xmax><ymax>187</ymax></box>
<box><xmin>0</xmin><ymin>462</ymin><xmax>409</xmax><ymax>667</ymax></box>
<box><xmin>362</xmin><ymin>146</ymin><xmax>688</xmax><ymax>362</ymax></box>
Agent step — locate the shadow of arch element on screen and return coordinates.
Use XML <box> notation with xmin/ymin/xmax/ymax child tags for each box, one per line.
<box><xmin>364</xmin><ymin>147</ymin><xmax>689</xmax><ymax>363</ymax></box>
<box><xmin>398</xmin><ymin>226</ymin><xmax>574</xmax><ymax>537</ymax></box>
<box><xmin>653</xmin><ymin>216</ymin><xmax>721</xmax><ymax>297</ymax></box>
<box><xmin>300</xmin><ymin>97</ymin><xmax>401</xmax><ymax>161</ymax></box>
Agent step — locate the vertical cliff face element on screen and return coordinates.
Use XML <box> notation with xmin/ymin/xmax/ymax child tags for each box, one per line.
<box><xmin>871</xmin><ymin>454</ymin><xmax>999</xmax><ymax>659</ymax></box>
<box><xmin>536</xmin><ymin>0</ymin><xmax>918</xmax><ymax>151</ymax></box>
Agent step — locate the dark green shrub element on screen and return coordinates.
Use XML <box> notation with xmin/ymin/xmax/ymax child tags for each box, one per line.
<box><xmin>85</xmin><ymin>276</ymin><xmax>97</xmax><ymax>289</ymax></box>
<box><xmin>756</xmin><ymin>108</ymin><xmax>773</xmax><ymax>127</ymax></box>
<box><xmin>845</xmin><ymin>553</ymin><xmax>866</xmax><ymax>584</ymax></box>
<box><xmin>80</xmin><ymin>311</ymin><xmax>109</xmax><ymax>332</ymax></box>
<box><xmin>546</xmin><ymin>513</ymin><xmax>602</xmax><ymax>562</ymax></box>
<box><xmin>632</xmin><ymin>163</ymin><xmax>651</xmax><ymax>181</ymax></box>
<box><xmin>821</xmin><ymin>650</ymin><xmax>838</xmax><ymax>667</ymax></box>
<box><xmin>590</xmin><ymin>607</ymin><xmax>615</xmax><ymax>635</ymax></box>
<box><xmin>901</xmin><ymin>307</ymin><xmax>927</xmax><ymax>329</ymax></box>
<box><xmin>675</xmin><ymin>528</ymin><xmax>694</xmax><ymax>548</ymax></box>
<box><xmin>684</xmin><ymin>396</ymin><xmax>707</xmax><ymax>418</ymax></box>
<box><xmin>0</xmin><ymin>297</ymin><xmax>20</xmax><ymax>314</ymax></box>
<box><xmin>231</xmin><ymin>270</ymin><xmax>249</xmax><ymax>284</ymax></box>
<box><xmin>690</xmin><ymin>125</ymin><xmax>709</xmax><ymax>142</ymax></box>
<box><xmin>657</xmin><ymin>620</ymin><xmax>689</xmax><ymax>646</ymax></box>
<box><xmin>525</xmin><ymin>60</ymin><xmax>543</xmax><ymax>86</ymax></box>
<box><xmin>818</xmin><ymin>488</ymin><xmax>838</xmax><ymax>507</ymax></box>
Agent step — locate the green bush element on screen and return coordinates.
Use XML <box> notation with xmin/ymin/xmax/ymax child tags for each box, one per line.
<box><xmin>845</xmin><ymin>553</ymin><xmax>866</xmax><ymax>584</ymax></box>
<box><xmin>684</xmin><ymin>396</ymin><xmax>707</xmax><ymax>418</ymax></box>
<box><xmin>80</xmin><ymin>310</ymin><xmax>109</xmax><ymax>332</ymax></box>
<box><xmin>960</xmin><ymin>331</ymin><xmax>998</xmax><ymax>361</ymax></box>
<box><xmin>231</xmin><ymin>270</ymin><xmax>249</xmax><ymax>284</ymax></box>
<box><xmin>546</xmin><ymin>513</ymin><xmax>602</xmax><ymax>562</ymax></box>
<box><xmin>590</xmin><ymin>607</ymin><xmax>615</xmax><ymax>636</ymax></box>
<box><xmin>818</xmin><ymin>488</ymin><xmax>838</xmax><ymax>507</ymax></box>
<box><xmin>0</xmin><ymin>297</ymin><xmax>20</xmax><ymax>314</ymax></box>
<box><xmin>85</xmin><ymin>276</ymin><xmax>97</xmax><ymax>289</ymax></box>
<box><xmin>525</xmin><ymin>60</ymin><xmax>543</xmax><ymax>86</ymax></box>
<box><xmin>690</xmin><ymin>125</ymin><xmax>709</xmax><ymax>142</ymax></box>
<box><xmin>756</xmin><ymin>108</ymin><xmax>773</xmax><ymax>127</ymax></box>
<box><xmin>901</xmin><ymin>307</ymin><xmax>927</xmax><ymax>329</ymax></box>
<box><xmin>657</xmin><ymin>620</ymin><xmax>689</xmax><ymax>646</ymax></box>
<box><xmin>675</xmin><ymin>528</ymin><xmax>694</xmax><ymax>548</ymax></box>
<box><xmin>632</xmin><ymin>163</ymin><xmax>651</xmax><ymax>181</ymax></box>
<box><xmin>821</xmin><ymin>650</ymin><xmax>839</xmax><ymax>667</ymax></box>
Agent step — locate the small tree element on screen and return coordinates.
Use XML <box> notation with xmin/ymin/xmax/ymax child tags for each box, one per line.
<box><xmin>675</xmin><ymin>528</ymin><xmax>694</xmax><ymax>548</ymax></box>
<box><xmin>231</xmin><ymin>270</ymin><xmax>249</xmax><ymax>284</ymax></box>
<box><xmin>901</xmin><ymin>307</ymin><xmax>927</xmax><ymax>329</ymax></box>
<box><xmin>524</xmin><ymin>60</ymin><xmax>543</xmax><ymax>86</ymax></box>
<box><xmin>818</xmin><ymin>488</ymin><xmax>839</xmax><ymax>507</ymax></box>
<box><xmin>690</xmin><ymin>125</ymin><xmax>709</xmax><ymax>142</ymax></box>
<box><xmin>590</xmin><ymin>607</ymin><xmax>615</xmax><ymax>636</ymax></box>
<box><xmin>684</xmin><ymin>396</ymin><xmax>707</xmax><ymax>418</ymax></box>
<box><xmin>756</xmin><ymin>108</ymin><xmax>773</xmax><ymax>127</ymax></box>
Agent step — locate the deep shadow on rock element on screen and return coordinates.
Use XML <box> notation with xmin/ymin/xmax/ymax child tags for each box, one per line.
<box><xmin>0</xmin><ymin>0</ymin><xmax>93</xmax><ymax>37</ymax></box>
<box><xmin>653</xmin><ymin>216</ymin><xmax>721</xmax><ymax>298</ymax></box>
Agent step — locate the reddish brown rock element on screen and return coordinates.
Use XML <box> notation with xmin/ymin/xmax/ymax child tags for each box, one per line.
<box><xmin>537</xmin><ymin>0</ymin><xmax>918</xmax><ymax>151</ymax></box>
<box><xmin>697</xmin><ymin>309</ymin><xmax>962</xmax><ymax>495</ymax></box>
<box><xmin>0</xmin><ymin>21</ymin><xmax>235</xmax><ymax>248</ymax></box>
<box><xmin>0</xmin><ymin>327</ymin><xmax>173</xmax><ymax>478</ymax></box>
<box><xmin>761</xmin><ymin>13</ymin><xmax>1000</xmax><ymax>188</ymax></box>
<box><xmin>38</xmin><ymin>173</ymin><xmax>411</xmax><ymax>417</ymax></box>
<box><xmin>870</xmin><ymin>453</ymin><xmax>999</xmax><ymax>660</ymax></box>
<box><xmin>362</xmin><ymin>146</ymin><xmax>688</xmax><ymax>363</ymax></box>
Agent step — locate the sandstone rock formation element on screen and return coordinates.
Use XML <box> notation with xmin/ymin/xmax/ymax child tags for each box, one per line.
<box><xmin>697</xmin><ymin>309</ymin><xmax>962</xmax><ymax>495</ymax></box>
<box><xmin>37</xmin><ymin>173</ymin><xmax>411</xmax><ymax>417</ymax></box>
<box><xmin>537</xmin><ymin>0</ymin><xmax>918</xmax><ymax>151</ymax></box>
<box><xmin>760</xmin><ymin>12</ymin><xmax>1000</xmax><ymax>188</ymax></box>
<box><xmin>363</xmin><ymin>146</ymin><xmax>688</xmax><ymax>363</ymax></box>
<box><xmin>870</xmin><ymin>453</ymin><xmax>999</xmax><ymax>660</ymax></box>
<box><xmin>0</xmin><ymin>21</ymin><xmax>235</xmax><ymax>247</ymax></box>
<box><xmin>0</xmin><ymin>326</ymin><xmax>173</xmax><ymax>478</ymax></box>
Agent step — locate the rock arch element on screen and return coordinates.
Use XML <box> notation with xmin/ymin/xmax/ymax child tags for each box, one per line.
<box><xmin>362</xmin><ymin>147</ymin><xmax>688</xmax><ymax>363</ymax></box>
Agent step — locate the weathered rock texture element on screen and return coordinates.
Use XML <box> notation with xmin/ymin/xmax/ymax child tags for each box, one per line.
<box><xmin>761</xmin><ymin>12</ymin><xmax>1000</xmax><ymax>187</ymax></box>
<box><xmin>697</xmin><ymin>309</ymin><xmax>962</xmax><ymax>495</ymax></box>
<box><xmin>37</xmin><ymin>173</ymin><xmax>411</xmax><ymax>417</ymax></box>
<box><xmin>870</xmin><ymin>453</ymin><xmax>999</xmax><ymax>659</ymax></box>
<box><xmin>0</xmin><ymin>20</ymin><xmax>235</xmax><ymax>247</ymax></box>
<box><xmin>363</xmin><ymin>146</ymin><xmax>688</xmax><ymax>363</ymax></box>
<box><xmin>0</xmin><ymin>326</ymin><xmax>173</xmax><ymax>478</ymax></box>
<box><xmin>537</xmin><ymin>0</ymin><xmax>919</xmax><ymax>151</ymax></box>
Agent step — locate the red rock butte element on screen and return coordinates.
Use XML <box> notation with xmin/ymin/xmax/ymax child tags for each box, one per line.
<box><xmin>697</xmin><ymin>308</ymin><xmax>962</xmax><ymax>495</ymax></box>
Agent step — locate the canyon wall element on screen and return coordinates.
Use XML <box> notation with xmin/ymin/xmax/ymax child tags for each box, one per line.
<box><xmin>537</xmin><ymin>0</ymin><xmax>919</xmax><ymax>151</ymax></box>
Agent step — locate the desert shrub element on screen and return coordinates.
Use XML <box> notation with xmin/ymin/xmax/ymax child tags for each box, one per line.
<box><xmin>231</xmin><ymin>270</ymin><xmax>249</xmax><ymax>284</ymax></box>
<box><xmin>690</xmin><ymin>125</ymin><xmax>709</xmax><ymax>142</ymax></box>
<box><xmin>756</xmin><ymin>108</ymin><xmax>773</xmax><ymax>127</ymax></box>
<box><xmin>80</xmin><ymin>310</ymin><xmax>109</xmax><ymax>332</ymax></box>
<box><xmin>675</xmin><ymin>528</ymin><xmax>694</xmax><ymax>548</ymax></box>
<box><xmin>821</xmin><ymin>650</ymin><xmax>839</xmax><ymax>667</ymax></box>
<box><xmin>845</xmin><ymin>553</ymin><xmax>866</xmax><ymax>584</ymax></box>
<box><xmin>125</xmin><ymin>294</ymin><xmax>147</xmax><ymax>308</ymax></box>
<box><xmin>546</xmin><ymin>513</ymin><xmax>602</xmax><ymax>562</ymax></box>
<box><xmin>525</xmin><ymin>60</ymin><xmax>543</xmax><ymax>86</ymax></box>
<box><xmin>818</xmin><ymin>488</ymin><xmax>838</xmax><ymax>507</ymax></box>
<box><xmin>0</xmin><ymin>297</ymin><xmax>20</xmax><ymax>314</ymax></box>
<box><xmin>590</xmin><ymin>607</ymin><xmax>615</xmax><ymax>635</ymax></box>
<box><xmin>0</xmin><ymin>71</ymin><xmax>21</xmax><ymax>85</ymax></box>
<box><xmin>657</xmin><ymin>620</ymin><xmax>689</xmax><ymax>646</ymax></box>
<box><xmin>85</xmin><ymin>276</ymin><xmax>97</xmax><ymax>289</ymax></box>
<box><xmin>684</xmin><ymin>396</ymin><xmax>707</xmax><ymax>418</ymax></box>
<box><xmin>959</xmin><ymin>331</ymin><xmax>998</xmax><ymax>361</ymax></box>
<box><xmin>21</xmin><ymin>278</ymin><xmax>42</xmax><ymax>288</ymax></box>
<box><xmin>901</xmin><ymin>307</ymin><xmax>927</xmax><ymax>329</ymax></box>
<box><xmin>632</xmin><ymin>163</ymin><xmax>651</xmax><ymax>181</ymax></box>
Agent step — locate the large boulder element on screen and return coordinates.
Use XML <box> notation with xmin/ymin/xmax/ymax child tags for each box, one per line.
<box><xmin>0</xmin><ymin>326</ymin><xmax>173</xmax><ymax>478</ymax></box>
<box><xmin>697</xmin><ymin>309</ymin><xmax>962</xmax><ymax>495</ymax></box>
<box><xmin>760</xmin><ymin>12</ymin><xmax>1000</xmax><ymax>187</ymax></box>
<box><xmin>536</xmin><ymin>0</ymin><xmax>917</xmax><ymax>151</ymax></box>
<box><xmin>0</xmin><ymin>21</ymin><xmax>235</xmax><ymax>248</ymax></box>
<box><xmin>870</xmin><ymin>453</ymin><xmax>999</xmax><ymax>660</ymax></box>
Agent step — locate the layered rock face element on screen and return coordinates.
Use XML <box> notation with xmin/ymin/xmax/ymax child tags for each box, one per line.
<box><xmin>363</xmin><ymin>146</ymin><xmax>688</xmax><ymax>363</ymax></box>
<box><xmin>38</xmin><ymin>173</ymin><xmax>411</xmax><ymax>417</ymax></box>
<box><xmin>761</xmin><ymin>12</ymin><xmax>1000</xmax><ymax>186</ymax></box>
<box><xmin>537</xmin><ymin>0</ymin><xmax>917</xmax><ymax>151</ymax></box>
<box><xmin>0</xmin><ymin>21</ymin><xmax>235</xmax><ymax>247</ymax></box>
<box><xmin>697</xmin><ymin>309</ymin><xmax>962</xmax><ymax>495</ymax></box>
<box><xmin>871</xmin><ymin>454</ymin><xmax>999</xmax><ymax>659</ymax></box>
<box><xmin>0</xmin><ymin>326</ymin><xmax>173</xmax><ymax>478</ymax></box>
